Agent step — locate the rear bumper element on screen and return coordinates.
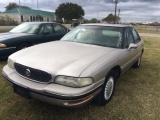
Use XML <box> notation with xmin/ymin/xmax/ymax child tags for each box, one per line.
<box><xmin>2</xmin><ymin>65</ymin><xmax>103</xmax><ymax>107</ymax></box>
<box><xmin>0</xmin><ymin>47</ymin><xmax>16</xmax><ymax>59</ymax></box>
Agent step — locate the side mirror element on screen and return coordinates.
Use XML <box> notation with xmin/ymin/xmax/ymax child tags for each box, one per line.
<box><xmin>128</xmin><ymin>43</ymin><xmax>138</xmax><ymax>51</ymax></box>
<box><xmin>67</xmin><ymin>29</ymin><xmax>70</xmax><ymax>32</ymax></box>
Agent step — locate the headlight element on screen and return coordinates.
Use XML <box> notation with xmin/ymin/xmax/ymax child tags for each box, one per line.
<box><xmin>0</xmin><ymin>43</ymin><xmax>7</xmax><ymax>48</ymax></box>
<box><xmin>55</xmin><ymin>76</ymin><xmax>94</xmax><ymax>87</ymax></box>
<box><xmin>8</xmin><ymin>58</ymin><xmax>14</xmax><ymax>69</ymax></box>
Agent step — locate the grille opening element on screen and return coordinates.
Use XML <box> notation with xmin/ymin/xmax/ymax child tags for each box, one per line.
<box><xmin>14</xmin><ymin>63</ymin><xmax>51</xmax><ymax>83</ymax></box>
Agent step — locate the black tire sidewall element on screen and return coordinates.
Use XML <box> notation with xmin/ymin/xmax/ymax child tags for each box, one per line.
<box><xmin>133</xmin><ymin>55</ymin><xmax>142</xmax><ymax>68</ymax></box>
<box><xmin>94</xmin><ymin>71</ymin><xmax>116</xmax><ymax>106</ymax></box>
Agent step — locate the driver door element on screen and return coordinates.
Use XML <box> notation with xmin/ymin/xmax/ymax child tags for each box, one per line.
<box><xmin>120</xmin><ymin>27</ymin><xmax>138</xmax><ymax>71</ymax></box>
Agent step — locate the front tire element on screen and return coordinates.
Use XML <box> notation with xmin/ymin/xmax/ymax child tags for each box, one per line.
<box><xmin>94</xmin><ymin>71</ymin><xmax>116</xmax><ymax>106</ymax></box>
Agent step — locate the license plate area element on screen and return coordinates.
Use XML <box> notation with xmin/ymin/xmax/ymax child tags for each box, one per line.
<box><xmin>13</xmin><ymin>84</ymin><xmax>31</xmax><ymax>99</ymax></box>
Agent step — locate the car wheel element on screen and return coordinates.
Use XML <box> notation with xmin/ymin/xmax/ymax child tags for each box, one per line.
<box><xmin>94</xmin><ymin>71</ymin><xmax>116</xmax><ymax>106</ymax></box>
<box><xmin>132</xmin><ymin>55</ymin><xmax>142</xmax><ymax>68</ymax></box>
<box><xmin>17</xmin><ymin>43</ymin><xmax>30</xmax><ymax>50</ymax></box>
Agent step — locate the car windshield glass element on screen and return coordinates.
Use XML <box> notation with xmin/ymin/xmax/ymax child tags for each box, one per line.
<box><xmin>10</xmin><ymin>23</ymin><xmax>40</xmax><ymax>34</ymax></box>
<box><xmin>61</xmin><ymin>25</ymin><xmax>123</xmax><ymax>48</ymax></box>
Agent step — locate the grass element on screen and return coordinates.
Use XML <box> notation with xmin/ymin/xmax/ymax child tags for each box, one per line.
<box><xmin>0</xmin><ymin>36</ymin><xmax>160</xmax><ymax>120</ymax></box>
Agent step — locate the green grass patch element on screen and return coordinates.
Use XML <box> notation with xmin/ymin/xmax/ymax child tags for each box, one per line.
<box><xmin>0</xmin><ymin>36</ymin><xmax>160</xmax><ymax>119</ymax></box>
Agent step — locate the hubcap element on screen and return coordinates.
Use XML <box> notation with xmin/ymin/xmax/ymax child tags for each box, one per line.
<box><xmin>104</xmin><ymin>76</ymin><xmax>114</xmax><ymax>100</ymax></box>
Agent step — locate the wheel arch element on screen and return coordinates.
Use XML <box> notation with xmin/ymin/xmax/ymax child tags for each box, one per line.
<box><xmin>16</xmin><ymin>42</ymin><xmax>32</xmax><ymax>50</ymax></box>
<box><xmin>108</xmin><ymin>65</ymin><xmax>121</xmax><ymax>80</ymax></box>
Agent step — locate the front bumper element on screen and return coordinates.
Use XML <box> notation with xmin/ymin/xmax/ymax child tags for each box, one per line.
<box><xmin>0</xmin><ymin>47</ymin><xmax>16</xmax><ymax>59</ymax></box>
<box><xmin>2</xmin><ymin>65</ymin><xmax>103</xmax><ymax>107</ymax></box>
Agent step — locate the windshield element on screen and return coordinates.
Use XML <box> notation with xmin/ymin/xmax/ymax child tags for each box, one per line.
<box><xmin>10</xmin><ymin>23</ymin><xmax>40</xmax><ymax>34</ymax></box>
<box><xmin>61</xmin><ymin>25</ymin><xmax>123</xmax><ymax>48</ymax></box>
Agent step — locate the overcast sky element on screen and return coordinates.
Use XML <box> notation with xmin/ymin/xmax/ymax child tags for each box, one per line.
<box><xmin>0</xmin><ymin>0</ymin><xmax>160</xmax><ymax>22</ymax></box>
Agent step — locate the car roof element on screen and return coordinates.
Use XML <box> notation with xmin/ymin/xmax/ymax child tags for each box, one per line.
<box><xmin>23</xmin><ymin>22</ymin><xmax>57</xmax><ymax>24</ymax></box>
<box><xmin>81</xmin><ymin>23</ymin><xmax>132</xmax><ymax>28</ymax></box>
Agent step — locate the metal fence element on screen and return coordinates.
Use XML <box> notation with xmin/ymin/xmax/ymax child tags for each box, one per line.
<box><xmin>135</xmin><ymin>25</ymin><xmax>160</xmax><ymax>31</ymax></box>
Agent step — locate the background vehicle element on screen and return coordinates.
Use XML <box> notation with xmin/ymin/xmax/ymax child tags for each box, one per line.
<box><xmin>71</xmin><ymin>19</ymin><xmax>79</xmax><ymax>27</ymax></box>
<box><xmin>2</xmin><ymin>24</ymin><xmax>144</xmax><ymax>107</ymax></box>
<box><xmin>0</xmin><ymin>22</ymin><xmax>70</xmax><ymax>59</ymax></box>
<box><xmin>71</xmin><ymin>22</ymin><xmax>79</xmax><ymax>27</ymax></box>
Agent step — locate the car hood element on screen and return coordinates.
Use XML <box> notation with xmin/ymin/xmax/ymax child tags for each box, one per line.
<box><xmin>10</xmin><ymin>41</ymin><xmax>116</xmax><ymax>78</ymax></box>
<box><xmin>0</xmin><ymin>32</ymin><xmax>35</xmax><ymax>41</ymax></box>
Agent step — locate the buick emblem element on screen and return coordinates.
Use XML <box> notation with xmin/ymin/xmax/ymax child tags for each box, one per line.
<box><xmin>25</xmin><ymin>69</ymin><xmax>31</xmax><ymax>77</ymax></box>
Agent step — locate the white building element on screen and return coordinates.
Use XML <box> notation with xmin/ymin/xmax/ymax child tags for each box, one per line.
<box><xmin>0</xmin><ymin>8</ymin><xmax>56</xmax><ymax>23</ymax></box>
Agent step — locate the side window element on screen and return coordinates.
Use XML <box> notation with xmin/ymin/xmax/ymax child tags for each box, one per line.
<box><xmin>53</xmin><ymin>24</ymin><xmax>65</xmax><ymax>33</ymax></box>
<box><xmin>39</xmin><ymin>25</ymin><xmax>45</xmax><ymax>34</ymax></box>
<box><xmin>61</xmin><ymin>26</ymin><xmax>67</xmax><ymax>33</ymax></box>
<box><xmin>44</xmin><ymin>24</ymin><xmax>54</xmax><ymax>34</ymax></box>
<box><xmin>124</xmin><ymin>28</ymin><xmax>134</xmax><ymax>48</ymax></box>
<box><xmin>130</xmin><ymin>28</ymin><xmax>141</xmax><ymax>43</ymax></box>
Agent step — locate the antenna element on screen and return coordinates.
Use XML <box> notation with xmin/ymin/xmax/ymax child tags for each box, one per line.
<box><xmin>113</xmin><ymin>0</ymin><xmax>118</xmax><ymax>23</ymax></box>
<box><xmin>19</xmin><ymin>0</ymin><xmax>21</xmax><ymax>8</ymax></box>
<box><xmin>37</xmin><ymin>0</ymin><xmax>39</xmax><ymax>10</ymax></box>
<box><xmin>118</xmin><ymin>9</ymin><xmax>120</xmax><ymax>17</ymax></box>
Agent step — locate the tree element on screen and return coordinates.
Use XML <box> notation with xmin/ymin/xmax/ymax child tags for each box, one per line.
<box><xmin>55</xmin><ymin>2</ymin><xmax>84</xmax><ymax>20</ymax></box>
<box><xmin>102</xmin><ymin>13</ymin><xmax>120</xmax><ymax>23</ymax></box>
<box><xmin>90</xmin><ymin>18</ymin><xmax>97</xmax><ymax>23</ymax></box>
<box><xmin>5</xmin><ymin>3</ymin><xmax>18</xmax><ymax>11</ymax></box>
<box><xmin>20</xmin><ymin>5</ymin><xmax>30</xmax><ymax>9</ymax></box>
<box><xmin>83</xmin><ymin>19</ymin><xmax>89</xmax><ymax>23</ymax></box>
<box><xmin>5</xmin><ymin>2</ymin><xmax>30</xmax><ymax>11</ymax></box>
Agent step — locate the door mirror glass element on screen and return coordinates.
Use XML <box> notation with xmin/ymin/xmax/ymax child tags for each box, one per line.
<box><xmin>128</xmin><ymin>43</ymin><xmax>138</xmax><ymax>51</ymax></box>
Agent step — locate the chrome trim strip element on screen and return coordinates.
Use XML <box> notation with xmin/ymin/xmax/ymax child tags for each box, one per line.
<box><xmin>35</xmin><ymin>83</ymin><xmax>103</xmax><ymax>100</ymax></box>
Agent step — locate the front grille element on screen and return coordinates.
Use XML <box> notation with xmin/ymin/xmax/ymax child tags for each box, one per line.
<box><xmin>14</xmin><ymin>63</ymin><xmax>51</xmax><ymax>83</ymax></box>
